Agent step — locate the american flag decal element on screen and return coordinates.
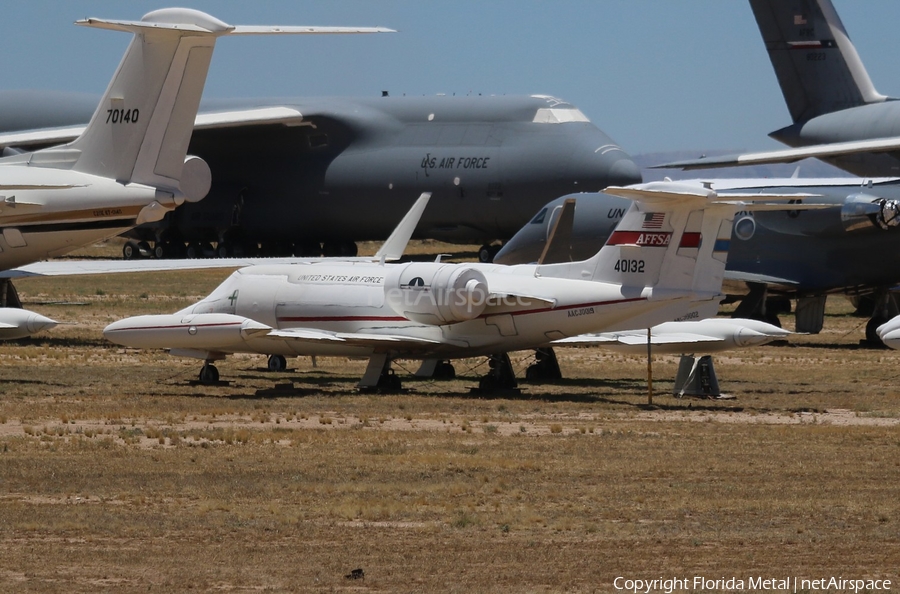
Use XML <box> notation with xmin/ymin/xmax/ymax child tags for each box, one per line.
<box><xmin>794</xmin><ymin>14</ymin><xmax>807</xmax><ymax>25</ymax></box>
<box><xmin>642</xmin><ymin>213</ymin><xmax>665</xmax><ymax>229</ymax></box>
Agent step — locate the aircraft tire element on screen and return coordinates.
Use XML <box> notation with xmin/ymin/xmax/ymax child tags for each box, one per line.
<box><xmin>199</xmin><ymin>363</ymin><xmax>219</xmax><ymax>384</ymax></box>
<box><xmin>122</xmin><ymin>241</ymin><xmax>140</xmax><ymax>260</ymax></box>
<box><xmin>267</xmin><ymin>354</ymin><xmax>287</xmax><ymax>372</ymax></box>
<box><xmin>866</xmin><ymin>316</ymin><xmax>888</xmax><ymax>347</ymax></box>
<box><xmin>478</xmin><ymin>244</ymin><xmax>502</xmax><ymax>263</ymax></box>
<box><xmin>186</xmin><ymin>243</ymin><xmax>203</xmax><ymax>259</ymax></box>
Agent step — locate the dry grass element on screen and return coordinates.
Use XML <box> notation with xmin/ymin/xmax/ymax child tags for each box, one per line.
<box><xmin>0</xmin><ymin>239</ymin><xmax>898</xmax><ymax>591</ymax></box>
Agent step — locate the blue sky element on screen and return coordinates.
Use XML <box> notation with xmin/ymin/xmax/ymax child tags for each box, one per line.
<box><xmin>4</xmin><ymin>1</ymin><xmax>900</xmax><ymax>154</ymax></box>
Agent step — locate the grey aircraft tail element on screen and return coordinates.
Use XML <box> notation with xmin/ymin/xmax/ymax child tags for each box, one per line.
<box><xmin>750</xmin><ymin>0</ymin><xmax>889</xmax><ymax>123</ymax></box>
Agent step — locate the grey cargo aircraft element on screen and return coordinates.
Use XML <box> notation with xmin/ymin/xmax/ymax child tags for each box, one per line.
<box><xmin>662</xmin><ymin>0</ymin><xmax>900</xmax><ymax>176</ymax></box>
<box><xmin>0</xmin><ymin>91</ymin><xmax>639</xmax><ymax>261</ymax></box>
<box><xmin>495</xmin><ymin>177</ymin><xmax>900</xmax><ymax>341</ymax></box>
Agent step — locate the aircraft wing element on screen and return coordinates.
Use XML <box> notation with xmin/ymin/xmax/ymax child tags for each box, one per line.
<box><xmin>655</xmin><ymin>136</ymin><xmax>900</xmax><ymax>171</ymax></box>
<box><xmin>552</xmin><ymin>318</ymin><xmax>789</xmax><ymax>355</ymax></box>
<box><xmin>0</xmin><ymin>107</ymin><xmax>305</xmax><ymax>151</ymax></box>
<box><xmin>724</xmin><ymin>270</ymin><xmax>800</xmax><ymax>286</ymax></box>
<box><xmin>0</xmin><ymin>257</ymin><xmax>315</xmax><ymax>278</ymax></box>
<box><xmin>268</xmin><ymin>327</ymin><xmax>441</xmax><ymax>349</ymax></box>
<box><xmin>3</xmin><ymin>191</ymin><xmax>431</xmax><ymax>278</ymax></box>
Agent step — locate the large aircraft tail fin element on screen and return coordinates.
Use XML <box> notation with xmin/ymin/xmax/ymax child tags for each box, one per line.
<box><xmin>56</xmin><ymin>8</ymin><xmax>390</xmax><ymax>201</ymax></box>
<box><xmin>749</xmin><ymin>0</ymin><xmax>887</xmax><ymax>123</ymax></box>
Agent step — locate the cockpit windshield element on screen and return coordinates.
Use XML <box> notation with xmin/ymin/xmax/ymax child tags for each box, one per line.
<box><xmin>530</xmin><ymin>208</ymin><xmax>548</xmax><ymax>224</ymax></box>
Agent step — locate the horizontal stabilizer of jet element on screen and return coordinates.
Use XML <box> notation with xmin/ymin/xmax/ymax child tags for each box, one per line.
<box><xmin>0</xmin><ymin>107</ymin><xmax>306</xmax><ymax>151</ymax></box>
<box><xmin>723</xmin><ymin>271</ymin><xmax>799</xmax><ymax>287</ymax></box>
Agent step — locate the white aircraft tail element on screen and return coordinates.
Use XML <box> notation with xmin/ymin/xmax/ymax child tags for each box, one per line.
<box><xmin>749</xmin><ymin>0</ymin><xmax>887</xmax><ymax>123</ymax></box>
<box><xmin>40</xmin><ymin>8</ymin><xmax>390</xmax><ymax>200</ymax></box>
<box><xmin>534</xmin><ymin>181</ymin><xmax>829</xmax><ymax>310</ymax></box>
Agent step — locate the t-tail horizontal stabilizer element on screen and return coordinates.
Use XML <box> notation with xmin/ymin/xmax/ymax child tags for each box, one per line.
<box><xmin>17</xmin><ymin>8</ymin><xmax>393</xmax><ymax>207</ymax></box>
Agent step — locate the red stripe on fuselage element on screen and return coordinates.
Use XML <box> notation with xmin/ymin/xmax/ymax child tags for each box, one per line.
<box><xmin>607</xmin><ymin>231</ymin><xmax>671</xmax><ymax>246</ymax></box>
<box><xmin>275</xmin><ymin>297</ymin><xmax>648</xmax><ymax>325</ymax></box>
<box><xmin>279</xmin><ymin>315</ymin><xmax>408</xmax><ymax>323</ymax></box>
<box><xmin>106</xmin><ymin>321</ymin><xmax>243</xmax><ymax>332</ymax></box>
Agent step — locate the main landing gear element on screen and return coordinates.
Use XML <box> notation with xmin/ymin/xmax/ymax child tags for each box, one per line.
<box><xmin>267</xmin><ymin>354</ymin><xmax>287</xmax><ymax>372</ymax></box>
<box><xmin>478</xmin><ymin>243</ymin><xmax>502</xmax><ymax>263</ymax></box>
<box><xmin>122</xmin><ymin>237</ymin><xmax>362</xmax><ymax>261</ymax></box>
<box><xmin>476</xmin><ymin>353</ymin><xmax>519</xmax><ymax>392</ymax></box>
<box><xmin>414</xmin><ymin>359</ymin><xmax>456</xmax><ymax>380</ymax></box>
<box><xmin>359</xmin><ymin>353</ymin><xmax>403</xmax><ymax>392</ymax></box>
<box><xmin>525</xmin><ymin>348</ymin><xmax>562</xmax><ymax>382</ymax></box>
<box><xmin>861</xmin><ymin>290</ymin><xmax>899</xmax><ymax>347</ymax></box>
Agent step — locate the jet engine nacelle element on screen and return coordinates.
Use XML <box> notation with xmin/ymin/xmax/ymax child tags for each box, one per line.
<box><xmin>179</xmin><ymin>155</ymin><xmax>212</xmax><ymax>204</ymax></box>
<box><xmin>841</xmin><ymin>193</ymin><xmax>900</xmax><ymax>232</ymax></box>
<box><xmin>753</xmin><ymin>193</ymin><xmax>900</xmax><ymax>237</ymax></box>
<box><xmin>384</xmin><ymin>262</ymin><xmax>489</xmax><ymax>325</ymax></box>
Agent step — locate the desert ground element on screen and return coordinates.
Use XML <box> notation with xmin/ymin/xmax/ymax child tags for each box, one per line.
<box><xmin>0</xmin><ymin>239</ymin><xmax>898</xmax><ymax>593</ymax></box>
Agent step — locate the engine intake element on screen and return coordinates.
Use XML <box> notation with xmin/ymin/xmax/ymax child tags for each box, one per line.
<box><xmin>842</xmin><ymin>193</ymin><xmax>900</xmax><ymax>232</ymax></box>
<box><xmin>384</xmin><ymin>262</ymin><xmax>489</xmax><ymax>325</ymax></box>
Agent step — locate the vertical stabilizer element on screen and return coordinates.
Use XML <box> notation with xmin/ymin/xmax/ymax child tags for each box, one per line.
<box><xmin>749</xmin><ymin>0</ymin><xmax>886</xmax><ymax>123</ymax></box>
<box><xmin>56</xmin><ymin>8</ymin><xmax>392</xmax><ymax>199</ymax></box>
<box><xmin>68</xmin><ymin>9</ymin><xmax>231</xmax><ymax>193</ymax></box>
<box><xmin>536</xmin><ymin>181</ymin><xmax>734</xmax><ymax>305</ymax></box>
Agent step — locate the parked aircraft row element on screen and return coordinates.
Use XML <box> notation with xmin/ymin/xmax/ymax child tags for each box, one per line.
<box><xmin>1</xmin><ymin>0</ymin><xmax>896</xmax><ymax>394</ymax></box>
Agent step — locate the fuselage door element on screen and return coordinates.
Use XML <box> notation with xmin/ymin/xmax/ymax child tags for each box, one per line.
<box><xmin>234</xmin><ymin>275</ymin><xmax>281</xmax><ymax>327</ymax></box>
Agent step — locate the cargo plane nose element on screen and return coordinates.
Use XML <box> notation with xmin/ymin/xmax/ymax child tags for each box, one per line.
<box><xmin>576</xmin><ymin>142</ymin><xmax>642</xmax><ymax>189</ymax></box>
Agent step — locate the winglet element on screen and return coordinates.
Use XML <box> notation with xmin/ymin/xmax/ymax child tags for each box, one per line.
<box><xmin>374</xmin><ymin>192</ymin><xmax>431</xmax><ymax>261</ymax></box>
